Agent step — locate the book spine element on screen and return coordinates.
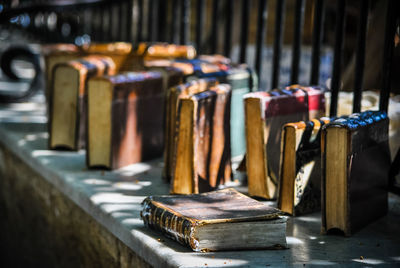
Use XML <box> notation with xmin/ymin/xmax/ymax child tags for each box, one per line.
<box><xmin>141</xmin><ymin>199</ymin><xmax>197</xmax><ymax>250</ymax></box>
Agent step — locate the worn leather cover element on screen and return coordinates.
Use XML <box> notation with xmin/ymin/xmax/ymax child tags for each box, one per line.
<box><xmin>172</xmin><ymin>84</ymin><xmax>232</xmax><ymax>193</ymax></box>
<box><xmin>101</xmin><ymin>72</ymin><xmax>165</xmax><ymax>169</ymax></box>
<box><xmin>163</xmin><ymin>79</ymin><xmax>218</xmax><ymax>182</ymax></box>
<box><xmin>49</xmin><ymin>55</ymin><xmax>116</xmax><ymax>150</ymax></box>
<box><xmin>278</xmin><ymin>118</ymin><xmax>329</xmax><ymax>216</ymax></box>
<box><xmin>141</xmin><ymin>188</ymin><xmax>282</xmax><ymax>250</ymax></box>
<box><xmin>321</xmin><ymin>111</ymin><xmax>390</xmax><ymax>235</ymax></box>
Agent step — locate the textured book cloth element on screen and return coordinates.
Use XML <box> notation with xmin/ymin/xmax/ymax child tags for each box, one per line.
<box><xmin>87</xmin><ymin>71</ymin><xmax>164</xmax><ymax>169</ymax></box>
<box><xmin>49</xmin><ymin>55</ymin><xmax>116</xmax><ymax>150</ymax></box>
<box><xmin>141</xmin><ymin>188</ymin><xmax>287</xmax><ymax>252</ymax></box>
<box><xmin>322</xmin><ymin>110</ymin><xmax>390</xmax><ymax>235</ymax></box>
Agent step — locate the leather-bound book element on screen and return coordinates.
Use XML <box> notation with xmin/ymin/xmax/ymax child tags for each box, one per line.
<box><xmin>171</xmin><ymin>84</ymin><xmax>232</xmax><ymax>194</ymax></box>
<box><xmin>171</xmin><ymin>58</ymin><xmax>258</xmax><ymax>158</ymax></box>
<box><xmin>124</xmin><ymin>42</ymin><xmax>196</xmax><ymax>70</ymax></box>
<box><xmin>49</xmin><ymin>55</ymin><xmax>116</xmax><ymax>150</ymax></box>
<box><xmin>87</xmin><ymin>72</ymin><xmax>164</xmax><ymax>169</ymax></box>
<box><xmin>244</xmin><ymin>89</ymin><xmax>309</xmax><ymax>199</ymax></box>
<box><xmin>321</xmin><ymin>111</ymin><xmax>390</xmax><ymax>236</ymax></box>
<box><xmin>163</xmin><ymin>78</ymin><xmax>218</xmax><ymax>182</ymax></box>
<box><xmin>278</xmin><ymin>118</ymin><xmax>330</xmax><ymax>216</ymax></box>
<box><xmin>42</xmin><ymin>44</ymin><xmax>83</xmax><ymax>103</ymax></box>
<box><xmin>141</xmin><ymin>188</ymin><xmax>287</xmax><ymax>252</ymax></box>
<box><xmin>82</xmin><ymin>42</ymin><xmax>132</xmax><ymax>72</ymax></box>
<box><xmin>286</xmin><ymin>85</ymin><xmax>326</xmax><ymax>119</ymax></box>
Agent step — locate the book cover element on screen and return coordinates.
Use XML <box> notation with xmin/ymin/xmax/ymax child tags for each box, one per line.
<box><xmin>244</xmin><ymin>88</ymin><xmax>309</xmax><ymax>199</ymax></box>
<box><xmin>278</xmin><ymin>118</ymin><xmax>329</xmax><ymax>216</ymax></box>
<box><xmin>163</xmin><ymin>78</ymin><xmax>218</xmax><ymax>182</ymax></box>
<box><xmin>87</xmin><ymin>71</ymin><xmax>164</xmax><ymax>169</ymax></box>
<box><xmin>49</xmin><ymin>55</ymin><xmax>116</xmax><ymax>150</ymax></box>
<box><xmin>171</xmin><ymin>84</ymin><xmax>232</xmax><ymax>194</ymax></box>
<box><xmin>321</xmin><ymin>110</ymin><xmax>391</xmax><ymax>235</ymax></box>
<box><xmin>141</xmin><ymin>188</ymin><xmax>287</xmax><ymax>252</ymax></box>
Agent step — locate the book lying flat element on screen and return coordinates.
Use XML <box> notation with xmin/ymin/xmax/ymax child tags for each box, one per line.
<box><xmin>87</xmin><ymin>72</ymin><xmax>164</xmax><ymax>169</ymax></box>
<box><xmin>322</xmin><ymin>110</ymin><xmax>391</xmax><ymax>235</ymax></box>
<box><xmin>278</xmin><ymin>118</ymin><xmax>330</xmax><ymax>216</ymax></box>
<box><xmin>163</xmin><ymin>78</ymin><xmax>218</xmax><ymax>182</ymax></box>
<box><xmin>49</xmin><ymin>55</ymin><xmax>116</xmax><ymax>150</ymax></box>
<box><xmin>171</xmin><ymin>84</ymin><xmax>232</xmax><ymax>194</ymax></box>
<box><xmin>141</xmin><ymin>188</ymin><xmax>287</xmax><ymax>252</ymax></box>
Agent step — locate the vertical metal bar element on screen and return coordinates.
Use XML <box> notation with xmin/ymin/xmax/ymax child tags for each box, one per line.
<box><xmin>329</xmin><ymin>0</ymin><xmax>346</xmax><ymax>117</ymax></box>
<box><xmin>101</xmin><ymin>5</ymin><xmax>107</xmax><ymax>41</ymax></box>
<box><xmin>180</xmin><ymin>0</ymin><xmax>190</xmax><ymax>45</ymax></box>
<box><xmin>255</xmin><ymin>0</ymin><xmax>268</xmax><ymax>79</ymax></box>
<box><xmin>379</xmin><ymin>0</ymin><xmax>396</xmax><ymax>112</ymax></box>
<box><xmin>239</xmin><ymin>0</ymin><xmax>250</xmax><ymax>63</ymax></box>
<box><xmin>158</xmin><ymin>0</ymin><xmax>167</xmax><ymax>42</ymax></box>
<box><xmin>290</xmin><ymin>0</ymin><xmax>305</xmax><ymax>84</ymax></box>
<box><xmin>224</xmin><ymin>0</ymin><xmax>234</xmax><ymax>57</ymax></box>
<box><xmin>117</xmin><ymin>1</ymin><xmax>124</xmax><ymax>41</ymax></box>
<box><xmin>196</xmin><ymin>0</ymin><xmax>205</xmax><ymax>53</ymax></box>
<box><xmin>137</xmin><ymin>0</ymin><xmax>144</xmax><ymax>42</ymax></box>
<box><xmin>126</xmin><ymin>0</ymin><xmax>133</xmax><ymax>42</ymax></box>
<box><xmin>271</xmin><ymin>0</ymin><xmax>286</xmax><ymax>89</ymax></box>
<box><xmin>211</xmin><ymin>0</ymin><xmax>219</xmax><ymax>53</ymax></box>
<box><xmin>147</xmin><ymin>0</ymin><xmax>154</xmax><ymax>41</ymax></box>
<box><xmin>352</xmin><ymin>0</ymin><xmax>369</xmax><ymax>113</ymax></box>
<box><xmin>310</xmin><ymin>0</ymin><xmax>325</xmax><ymax>85</ymax></box>
<box><xmin>170</xmin><ymin>0</ymin><xmax>179</xmax><ymax>43</ymax></box>
<box><xmin>108</xmin><ymin>3</ymin><xmax>113</xmax><ymax>41</ymax></box>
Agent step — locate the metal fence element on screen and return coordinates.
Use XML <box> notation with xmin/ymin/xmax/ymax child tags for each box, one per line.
<box><xmin>1</xmin><ymin>0</ymin><xmax>399</xmax><ymax>116</ymax></box>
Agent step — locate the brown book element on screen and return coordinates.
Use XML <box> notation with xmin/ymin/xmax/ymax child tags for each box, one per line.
<box><xmin>141</xmin><ymin>188</ymin><xmax>287</xmax><ymax>252</ymax></box>
<box><xmin>171</xmin><ymin>84</ymin><xmax>232</xmax><ymax>194</ymax></box>
<box><xmin>82</xmin><ymin>42</ymin><xmax>132</xmax><ymax>72</ymax></box>
<box><xmin>123</xmin><ymin>42</ymin><xmax>196</xmax><ymax>70</ymax></box>
<box><xmin>163</xmin><ymin>78</ymin><xmax>218</xmax><ymax>182</ymax></box>
<box><xmin>244</xmin><ymin>89</ymin><xmax>309</xmax><ymax>199</ymax></box>
<box><xmin>49</xmin><ymin>55</ymin><xmax>116</xmax><ymax>150</ymax></box>
<box><xmin>87</xmin><ymin>71</ymin><xmax>164</xmax><ymax>169</ymax></box>
<box><xmin>321</xmin><ymin>111</ymin><xmax>390</xmax><ymax>236</ymax></box>
<box><xmin>42</xmin><ymin>44</ymin><xmax>83</xmax><ymax>103</ymax></box>
<box><xmin>278</xmin><ymin>118</ymin><xmax>330</xmax><ymax>216</ymax></box>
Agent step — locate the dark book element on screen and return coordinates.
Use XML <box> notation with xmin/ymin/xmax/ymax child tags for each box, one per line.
<box><xmin>163</xmin><ymin>78</ymin><xmax>218</xmax><ymax>182</ymax></box>
<box><xmin>278</xmin><ymin>118</ymin><xmax>330</xmax><ymax>216</ymax></box>
<box><xmin>321</xmin><ymin>110</ymin><xmax>391</xmax><ymax>236</ymax></box>
<box><xmin>141</xmin><ymin>188</ymin><xmax>287</xmax><ymax>252</ymax></box>
<box><xmin>49</xmin><ymin>55</ymin><xmax>116</xmax><ymax>150</ymax></box>
<box><xmin>171</xmin><ymin>84</ymin><xmax>232</xmax><ymax>194</ymax></box>
<box><xmin>87</xmin><ymin>71</ymin><xmax>164</xmax><ymax>169</ymax></box>
<box><xmin>244</xmin><ymin>86</ymin><xmax>326</xmax><ymax>199</ymax></box>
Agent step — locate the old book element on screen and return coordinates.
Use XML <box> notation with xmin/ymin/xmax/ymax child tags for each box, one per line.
<box><xmin>172</xmin><ymin>58</ymin><xmax>258</xmax><ymax>158</ymax></box>
<box><xmin>141</xmin><ymin>188</ymin><xmax>287</xmax><ymax>252</ymax></box>
<box><xmin>286</xmin><ymin>85</ymin><xmax>326</xmax><ymax>119</ymax></box>
<box><xmin>278</xmin><ymin>118</ymin><xmax>330</xmax><ymax>216</ymax></box>
<box><xmin>87</xmin><ymin>71</ymin><xmax>164</xmax><ymax>169</ymax></box>
<box><xmin>244</xmin><ymin>89</ymin><xmax>309</xmax><ymax>199</ymax></box>
<box><xmin>125</xmin><ymin>42</ymin><xmax>196</xmax><ymax>70</ymax></box>
<box><xmin>49</xmin><ymin>55</ymin><xmax>116</xmax><ymax>150</ymax></box>
<box><xmin>163</xmin><ymin>78</ymin><xmax>218</xmax><ymax>182</ymax></box>
<box><xmin>42</xmin><ymin>44</ymin><xmax>83</xmax><ymax>103</ymax></box>
<box><xmin>82</xmin><ymin>42</ymin><xmax>132</xmax><ymax>72</ymax></box>
<box><xmin>321</xmin><ymin>111</ymin><xmax>391</xmax><ymax>236</ymax></box>
<box><xmin>171</xmin><ymin>84</ymin><xmax>232</xmax><ymax>194</ymax></box>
